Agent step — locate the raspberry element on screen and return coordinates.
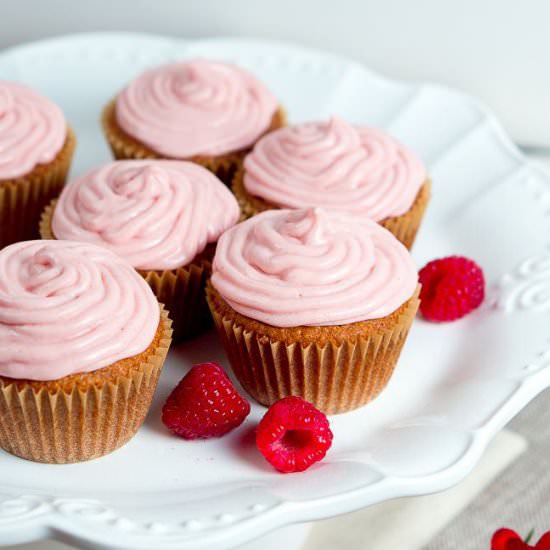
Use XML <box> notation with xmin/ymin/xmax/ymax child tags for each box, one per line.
<box><xmin>419</xmin><ymin>255</ymin><xmax>485</xmax><ymax>322</ymax></box>
<box><xmin>491</xmin><ymin>529</ymin><xmax>526</xmax><ymax>550</ymax></box>
<box><xmin>256</xmin><ymin>397</ymin><xmax>333</xmax><ymax>473</ymax></box>
<box><xmin>162</xmin><ymin>362</ymin><xmax>250</xmax><ymax>439</ymax></box>
<box><xmin>491</xmin><ymin>528</ymin><xmax>550</xmax><ymax>549</ymax></box>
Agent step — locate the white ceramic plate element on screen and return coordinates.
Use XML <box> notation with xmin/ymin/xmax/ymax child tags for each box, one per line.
<box><xmin>1</xmin><ymin>33</ymin><xmax>549</xmax><ymax>550</ymax></box>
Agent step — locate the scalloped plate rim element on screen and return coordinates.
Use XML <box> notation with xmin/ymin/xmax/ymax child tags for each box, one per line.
<box><xmin>0</xmin><ymin>31</ymin><xmax>548</xmax><ymax>550</ymax></box>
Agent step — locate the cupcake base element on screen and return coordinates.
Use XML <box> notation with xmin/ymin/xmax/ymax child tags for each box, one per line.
<box><xmin>206</xmin><ymin>283</ymin><xmax>420</xmax><ymax>414</ymax></box>
<box><xmin>0</xmin><ymin>128</ymin><xmax>76</xmax><ymax>249</ymax></box>
<box><xmin>139</xmin><ymin>248</ymin><xmax>214</xmax><ymax>343</ymax></box>
<box><xmin>232</xmin><ymin>167</ymin><xmax>432</xmax><ymax>250</ymax></box>
<box><xmin>40</xmin><ymin>203</ymin><xmax>214</xmax><ymax>343</ymax></box>
<box><xmin>380</xmin><ymin>181</ymin><xmax>431</xmax><ymax>249</ymax></box>
<box><xmin>0</xmin><ymin>307</ymin><xmax>172</xmax><ymax>464</ymax></box>
<box><xmin>101</xmin><ymin>100</ymin><xmax>287</xmax><ymax>186</ymax></box>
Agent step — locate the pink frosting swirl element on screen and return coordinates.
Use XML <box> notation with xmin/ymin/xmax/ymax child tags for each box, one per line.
<box><xmin>52</xmin><ymin>160</ymin><xmax>240</xmax><ymax>270</ymax></box>
<box><xmin>243</xmin><ymin>117</ymin><xmax>426</xmax><ymax>220</ymax></box>
<box><xmin>0</xmin><ymin>80</ymin><xmax>66</xmax><ymax>180</ymax></box>
<box><xmin>0</xmin><ymin>240</ymin><xmax>160</xmax><ymax>381</ymax></box>
<box><xmin>212</xmin><ymin>208</ymin><xmax>417</xmax><ymax>327</ymax></box>
<box><xmin>115</xmin><ymin>59</ymin><xmax>278</xmax><ymax>158</ymax></box>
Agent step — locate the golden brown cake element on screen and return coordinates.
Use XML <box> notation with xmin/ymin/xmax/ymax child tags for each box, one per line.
<box><xmin>233</xmin><ymin>167</ymin><xmax>431</xmax><ymax>249</ymax></box>
<box><xmin>40</xmin><ymin>160</ymin><xmax>240</xmax><ymax>342</ymax></box>
<box><xmin>0</xmin><ymin>240</ymin><xmax>172</xmax><ymax>463</ymax></box>
<box><xmin>207</xmin><ymin>283</ymin><xmax>419</xmax><ymax>414</ymax></box>
<box><xmin>101</xmin><ymin>60</ymin><xmax>286</xmax><ymax>185</ymax></box>
<box><xmin>207</xmin><ymin>208</ymin><xmax>421</xmax><ymax>414</ymax></box>
<box><xmin>0</xmin><ymin>81</ymin><xmax>76</xmax><ymax>248</ymax></box>
<box><xmin>233</xmin><ymin>117</ymin><xmax>431</xmax><ymax>249</ymax></box>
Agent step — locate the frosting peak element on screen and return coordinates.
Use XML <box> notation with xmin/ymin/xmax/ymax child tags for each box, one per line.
<box><xmin>212</xmin><ymin>208</ymin><xmax>417</xmax><ymax>327</ymax></box>
<box><xmin>280</xmin><ymin>117</ymin><xmax>362</xmax><ymax>162</ymax></box>
<box><xmin>112</xmin><ymin>164</ymin><xmax>167</xmax><ymax>197</ymax></box>
<box><xmin>52</xmin><ymin>160</ymin><xmax>240</xmax><ymax>270</ymax></box>
<box><xmin>243</xmin><ymin>118</ymin><xmax>426</xmax><ymax>220</ymax></box>
<box><xmin>287</xmin><ymin>208</ymin><xmax>330</xmax><ymax>246</ymax></box>
<box><xmin>115</xmin><ymin>59</ymin><xmax>278</xmax><ymax>158</ymax></box>
<box><xmin>0</xmin><ymin>240</ymin><xmax>160</xmax><ymax>381</ymax></box>
<box><xmin>0</xmin><ymin>81</ymin><xmax>66</xmax><ymax>180</ymax></box>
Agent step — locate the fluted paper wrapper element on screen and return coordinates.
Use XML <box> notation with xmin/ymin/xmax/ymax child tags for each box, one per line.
<box><xmin>207</xmin><ymin>284</ymin><xmax>420</xmax><ymax>414</ymax></box>
<box><xmin>0</xmin><ymin>307</ymin><xmax>172</xmax><ymax>464</ymax></box>
<box><xmin>41</xmin><ymin>203</ymin><xmax>212</xmax><ymax>343</ymax></box>
<box><xmin>0</xmin><ymin>128</ymin><xmax>76</xmax><ymax>249</ymax></box>
<box><xmin>139</xmin><ymin>260</ymin><xmax>212</xmax><ymax>343</ymax></box>
<box><xmin>101</xmin><ymin>99</ymin><xmax>287</xmax><ymax>185</ymax></box>
<box><xmin>232</xmin><ymin>167</ymin><xmax>431</xmax><ymax>250</ymax></box>
<box><xmin>379</xmin><ymin>181</ymin><xmax>431</xmax><ymax>249</ymax></box>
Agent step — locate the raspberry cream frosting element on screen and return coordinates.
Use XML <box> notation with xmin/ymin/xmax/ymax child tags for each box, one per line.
<box><xmin>0</xmin><ymin>81</ymin><xmax>66</xmax><ymax>180</ymax></box>
<box><xmin>52</xmin><ymin>160</ymin><xmax>240</xmax><ymax>271</ymax></box>
<box><xmin>211</xmin><ymin>208</ymin><xmax>417</xmax><ymax>327</ymax></box>
<box><xmin>115</xmin><ymin>59</ymin><xmax>278</xmax><ymax>158</ymax></box>
<box><xmin>0</xmin><ymin>240</ymin><xmax>160</xmax><ymax>381</ymax></box>
<box><xmin>243</xmin><ymin>117</ymin><xmax>426</xmax><ymax>220</ymax></box>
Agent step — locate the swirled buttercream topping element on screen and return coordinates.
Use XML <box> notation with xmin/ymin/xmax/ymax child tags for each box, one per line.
<box><xmin>0</xmin><ymin>81</ymin><xmax>66</xmax><ymax>179</ymax></box>
<box><xmin>211</xmin><ymin>208</ymin><xmax>417</xmax><ymax>327</ymax></box>
<box><xmin>0</xmin><ymin>240</ymin><xmax>160</xmax><ymax>381</ymax></box>
<box><xmin>52</xmin><ymin>160</ymin><xmax>240</xmax><ymax>270</ymax></box>
<box><xmin>243</xmin><ymin>117</ymin><xmax>426</xmax><ymax>220</ymax></box>
<box><xmin>115</xmin><ymin>59</ymin><xmax>278</xmax><ymax>158</ymax></box>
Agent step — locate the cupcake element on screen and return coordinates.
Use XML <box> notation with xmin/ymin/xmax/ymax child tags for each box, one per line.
<box><xmin>40</xmin><ymin>160</ymin><xmax>240</xmax><ymax>342</ymax></box>
<box><xmin>0</xmin><ymin>240</ymin><xmax>172</xmax><ymax>463</ymax></box>
<box><xmin>233</xmin><ymin>117</ymin><xmax>430</xmax><ymax>249</ymax></box>
<box><xmin>102</xmin><ymin>59</ymin><xmax>286</xmax><ymax>185</ymax></box>
<box><xmin>207</xmin><ymin>208</ymin><xmax>420</xmax><ymax>414</ymax></box>
<box><xmin>0</xmin><ymin>81</ymin><xmax>76</xmax><ymax>249</ymax></box>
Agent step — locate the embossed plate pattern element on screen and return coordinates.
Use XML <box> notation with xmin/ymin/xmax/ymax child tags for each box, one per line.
<box><xmin>0</xmin><ymin>33</ymin><xmax>549</xmax><ymax>550</ymax></box>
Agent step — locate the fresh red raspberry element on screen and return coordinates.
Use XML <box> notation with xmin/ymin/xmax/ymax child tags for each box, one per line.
<box><xmin>492</xmin><ymin>529</ymin><xmax>531</xmax><ymax>550</ymax></box>
<box><xmin>492</xmin><ymin>528</ymin><xmax>550</xmax><ymax>549</ymax></box>
<box><xmin>162</xmin><ymin>362</ymin><xmax>250</xmax><ymax>439</ymax></box>
<box><xmin>256</xmin><ymin>397</ymin><xmax>333</xmax><ymax>473</ymax></box>
<box><xmin>418</xmin><ymin>255</ymin><xmax>485</xmax><ymax>322</ymax></box>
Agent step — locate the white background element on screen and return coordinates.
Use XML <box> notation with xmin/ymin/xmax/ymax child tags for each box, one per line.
<box><xmin>1</xmin><ymin>0</ymin><xmax>549</xmax><ymax>147</ymax></box>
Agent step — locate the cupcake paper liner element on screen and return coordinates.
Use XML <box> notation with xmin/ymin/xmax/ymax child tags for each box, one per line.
<box><xmin>0</xmin><ymin>306</ymin><xmax>172</xmax><ymax>464</ymax></box>
<box><xmin>0</xmin><ymin>128</ymin><xmax>76</xmax><ymax>249</ymax></box>
<box><xmin>232</xmin><ymin>166</ymin><xmax>432</xmax><ymax>249</ymax></box>
<box><xmin>207</xmin><ymin>284</ymin><xmax>420</xmax><ymax>414</ymax></box>
<box><xmin>139</xmin><ymin>257</ymin><xmax>213</xmax><ymax>343</ymax></box>
<box><xmin>379</xmin><ymin>181</ymin><xmax>431</xmax><ymax>249</ymax></box>
<box><xmin>41</xmin><ymin>203</ymin><xmax>213</xmax><ymax>343</ymax></box>
<box><xmin>101</xmin><ymin>99</ymin><xmax>287</xmax><ymax>186</ymax></box>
